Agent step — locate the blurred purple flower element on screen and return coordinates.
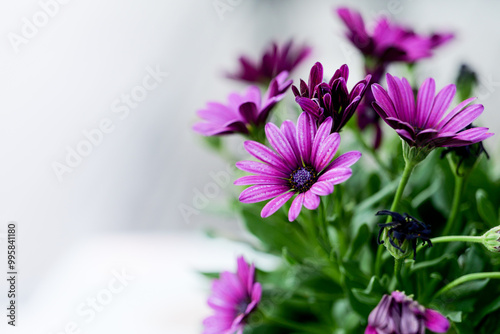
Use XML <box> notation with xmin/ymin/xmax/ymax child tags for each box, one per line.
<box><xmin>372</xmin><ymin>73</ymin><xmax>493</xmax><ymax>148</ymax></box>
<box><xmin>292</xmin><ymin>62</ymin><xmax>371</xmax><ymax>132</ymax></box>
<box><xmin>235</xmin><ymin>112</ymin><xmax>361</xmax><ymax>221</ymax></box>
<box><xmin>193</xmin><ymin>72</ymin><xmax>292</xmax><ymax>136</ymax></box>
<box><xmin>336</xmin><ymin>7</ymin><xmax>453</xmax><ymax>64</ymax></box>
<box><xmin>336</xmin><ymin>7</ymin><xmax>453</xmax><ymax>148</ymax></box>
<box><xmin>227</xmin><ymin>40</ymin><xmax>311</xmax><ymax>84</ymax></box>
<box><xmin>366</xmin><ymin>291</ymin><xmax>450</xmax><ymax>334</ymax></box>
<box><xmin>203</xmin><ymin>256</ymin><xmax>262</xmax><ymax>334</ymax></box>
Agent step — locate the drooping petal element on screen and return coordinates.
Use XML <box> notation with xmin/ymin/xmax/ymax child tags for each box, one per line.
<box><xmin>288</xmin><ymin>193</ymin><xmax>305</xmax><ymax>221</ymax></box>
<box><xmin>424</xmin><ymin>309</ymin><xmax>450</xmax><ymax>333</ymax></box>
<box><xmin>261</xmin><ymin>191</ymin><xmax>294</xmax><ymax>218</ymax></box>
<box><xmin>303</xmin><ymin>190</ymin><xmax>320</xmax><ymax>210</ymax></box>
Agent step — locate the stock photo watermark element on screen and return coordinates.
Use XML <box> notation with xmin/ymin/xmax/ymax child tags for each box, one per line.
<box><xmin>0</xmin><ymin>222</ymin><xmax>18</xmax><ymax>327</ymax></box>
<box><xmin>51</xmin><ymin>65</ymin><xmax>169</xmax><ymax>183</ymax></box>
<box><xmin>213</xmin><ymin>0</ymin><xmax>244</xmax><ymax>21</ymax></box>
<box><xmin>48</xmin><ymin>268</ymin><xmax>134</xmax><ymax>334</ymax></box>
<box><xmin>8</xmin><ymin>0</ymin><xmax>73</xmax><ymax>54</ymax></box>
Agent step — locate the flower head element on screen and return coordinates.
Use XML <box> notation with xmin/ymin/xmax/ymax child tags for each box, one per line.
<box><xmin>235</xmin><ymin>112</ymin><xmax>361</xmax><ymax>221</ymax></box>
<box><xmin>227</xmin><ymin>40</ymin><xmax>311</xmax><ymax>84</ymax></box>
<box><xmin>376</xmin><ymin>210</ymin><xmax>432</xmax><ymax>260</ymax></box>
<box><xmin>203</xmin><ymin>256</ymin><xmax>262</xmax><ymax>334</ymax></box>
<box><xmin>482</xmin><ymin>226</ymin><xmax>500</xmax><ymax>253</ymax></box>
<box><xmin>193</xmin><ymin>72</ymin><xmax>292</xmax><ymax>136</ymax></box>
<box><xmin>336</xmin><ymin>7</ymin><xmax>453</xmax><ymax>64</ymax></box>
<box><xmin>292</xmin><ymin>62</ymin><xmax>371</xmax><ymax>132</ymax></box>
<box><xmin>366</xmin><ymin>291</ymin><xmax>450</xmax><ymax>334</ymax></box>
<box><xmin>372</xmin><ymin>73</ymin><xmax>493</xmax><ymax>151</ymax></box>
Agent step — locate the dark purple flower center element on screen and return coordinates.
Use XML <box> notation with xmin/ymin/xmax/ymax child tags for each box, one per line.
<box><xmin>289</xmin><ymin>166</ymin><xmax>317</xmax><ymax>193</ymax></box>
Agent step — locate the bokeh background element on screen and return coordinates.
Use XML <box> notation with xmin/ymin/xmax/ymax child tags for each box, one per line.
<box><xmin>0</xmin><ymin>0</ymin><xmax>499</xmax><ymax>333</ymax></box>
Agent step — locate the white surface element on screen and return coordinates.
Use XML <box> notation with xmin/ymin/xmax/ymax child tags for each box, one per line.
<box><xmin>7</xmin><ymin>233</ymin><xmax>277</xmax><ymax>334</ymax></box>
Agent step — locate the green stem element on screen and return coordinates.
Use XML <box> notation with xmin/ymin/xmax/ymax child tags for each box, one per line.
<box><xmin>375</xmin><ymin>159</ymin><xmax>417</xmax><ymax>275</ymax></box>
<box><xmin>435</xmin><ymin>272</ymin><xmax>500</xmax><ymax>298</ymax></box>
<box><xmin>431</xmin><ymin>235</ymin><xmax>483</xmax><ymax>244</ymax></box>
<box><xmin>442</xmin><ymin>175</ymin><xmax>466</xmax><ymax>236</ymax></box>
<box><xmin>394</xmin><ymin>258</ymin><xmax>404</xmax><ymax>288</ymax></box>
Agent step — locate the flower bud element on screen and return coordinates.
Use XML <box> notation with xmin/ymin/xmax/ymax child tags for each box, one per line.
<box><xmin>482</xmin><ymin>226</ymin><xmax>500</xmax><ymax>253</ymax></box>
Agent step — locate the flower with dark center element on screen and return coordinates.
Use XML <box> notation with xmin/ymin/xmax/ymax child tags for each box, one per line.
<box><xmin>292</xmin><ymin>62</ymin><xmax>371</xmax><ymax>132</ymax></box>
<box><xmin>235</xmin><ymin>112</ymin><xmax>361</xmax><ymax>221</ymax></box>
<box><xmin>376</xmin><ymin>210</ymin><xmax>432</xmax><ymax>260</ymax></box>
<box><xmin>226</xmin><ymin>40</ymin><xmax>311</xmax><ymax>84</ymax></box>
<box><xmin>193</xmin><ymin>72</ymin><xmax>292</xmax><ymax>137</ymax></box>
<box><xmin>372</xmin><ymin>73</ymin><xmax>493</xmax><ymax>152</ymax></box>
<box><xmin>203</xmin><ymin>256</ymin><xmax>261</xmax><ymax>334</ymax></box>
<box><xmin>366</xmin><ymin>291</ymin><xmax>450</xmax><ymax>334</ymax></box>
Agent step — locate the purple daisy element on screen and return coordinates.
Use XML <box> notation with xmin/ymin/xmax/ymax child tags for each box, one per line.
<box><xmin>366</xmin><ymin>291</ymin><xmax>450</xmax><ymax>334</ymax></box>
<box><xmin>227</xmin><ymin>40</ymin><xmax>311</xmax><ymax>84</ymax></box>
<box><xmin>292</xmin><ymin>62</ymin><xmax>371</xmax><ymax>132</ymax></box>
<box><xmin>336</xmin><ymin>7</ymin><xmax>453</xmax><ymax>64</ymax></box>
<box><xmin>371</xmin><ymin>73</ymin><xmax>493</xmax><ymax>149</ymax></box>
<box><xmin>203</xmin><ymin>256</ymin><xmax>262</xmax><ymax>334</ymax></box>
<box><xmin>235</xmin><ymin>112</ymin><xmax>361</xmax><ymax>221</ymax></box>
<box><xmin>193</xmin><ymin>72</ymin><xmax>292</xmax><ymax>136</ymax></box>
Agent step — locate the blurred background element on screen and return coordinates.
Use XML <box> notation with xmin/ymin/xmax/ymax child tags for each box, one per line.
<box><xmin>0</xmin><ymin>0</ymin><xmax>499</xmax><ymax>333</ymax></box>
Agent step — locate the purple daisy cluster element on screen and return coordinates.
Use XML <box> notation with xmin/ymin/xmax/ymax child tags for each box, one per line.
<box><xmin>292</xmin><ymin>62</ymin><xmax>371</xmax><ymax>132</ymax></box>
<box><xmin>193</xmin><ymin>72</ymin><xmax>292</xmax><ymax>136</ymax></box>
<box><xmin>366</xmin><ymin>291</ymin><xmax>450</xmax><ymax>334</ymax></box>
<box><xmin>203</xmin><ymin>256</ymin><xmax>262</xmax><ymax>334</ymax></box>
<box><xmin>372</xmin><ymin>74</ymin><xmax>493</xmax><ymax>149</ymax></box>
<box><xmin>235</xmin><ymin>112</ymin><xmax>361</xmax><ymax>221</ymax></box>
<box><xmin>227</xmin><ymin>40</ymin><xmax>311</xmax><ymax>84</ymax></box>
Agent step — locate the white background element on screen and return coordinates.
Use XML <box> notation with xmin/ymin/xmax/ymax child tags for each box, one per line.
<box><xmin>0</xmin><ymin>0</ymin><xmax>499</xmax><ymax>333</ymax></box>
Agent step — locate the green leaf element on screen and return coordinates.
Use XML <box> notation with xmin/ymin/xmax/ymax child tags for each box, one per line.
<box><xmin>240</xmin><ymin>204</ymin><xmax>311</xmax><ymax>260</ymax></box>
<box><xmin>476</xmin><ymin>189</ymin><xmax>498</xmax><ymax>227</ymax></box>
<box><xmin>345</xmin><ymin>224</ymin><xmax>370</xmax><ymax>260</ymax></box>
<box><xmin>469</xmin><ymin>295</ymin><xmax>500</xmax><ymax>326</ymax></box>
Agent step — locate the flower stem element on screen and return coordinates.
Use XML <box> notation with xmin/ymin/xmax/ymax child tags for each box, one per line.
<box><xmin>431</xmin><ymin>235</ymin><xmax>483</xmax><ymax>244</ymax></box>
<box><xmin>375</xmin><ymin>159</ymin><xmax>416</xmax><ymax>275</ymax></box>
<box><xmin>435</xmin><ymin>272</ymin><xmax>500</xmax><ymax>298</ymax></box>
<box><xmin>394</xmin><ymin>258</ymin><xmax>404</xmax><ymax>288</ymax></box>
<box><xmin>442</xmin><ymin>175</ymin><xmax>466</xmax><ymax>236</ymax></box>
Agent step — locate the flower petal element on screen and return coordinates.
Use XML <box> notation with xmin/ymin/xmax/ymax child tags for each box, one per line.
<box><xmin>303</xmin><ymin>190</ymin><xmax>320</xmax><ymax>210</ymax></box>
<box><xmin>297</xmin><ymin>112</ymin><xmax>316</xmax><ymax>165</ymax></box>
<box><xmin>325</xmin><ymin>151</ymin><xmax>361</xmax><ymax>171</ymax></box>
<box><xmin>236</xmin><ymin>160</ymin><xmax>288</xmax><ymax>178</ymax></box>
<box><xmin>310</xmin><ymin>117</ymin><xmax>333</xmax><ymax>164</ymax></box>
<box><xmin>416</xmin><ymin>78</ymin><xmax>435</xmax><ymax>127</ymax></box>
<box><xmin>234</xmin><ymin>175</ymin><xmax>287</xmax><ymax>186</ymax></box>
<box><xmin>310</xmin><ymin>181</ymin><xmax>334</xmax><ymax>196</ymax></box>
<box><xmin>244</xmin><ymin>141</ymin><xmax>290</xmax><ymax>173</ymax></box>
<box><xmin>425</xmin><ymin>84</ymin><xmax>456</xmax><ymax>127</ymax></box>
<box><xmin>288</xmin><ymin>193</ymin><xmax>305</xmax><ymax>221</ymax></box>
<box><xmin>314</xmin><ymin>133</ymin><xmax>341</xmax><ymax>172</ymax></box>
<box><xmin>424</xmin><ymin>309</ymin><xmax>450</xmax><ymax>333</ymax></box>
<box><xmin>318</xmin><ymin>167</ymin><xmax>352</xmax><ymax>184</ymax></box>
<box><xmin>261</xmin><ymin>191</ymin><xmax>294</xmax><ymax>218</ymax></box>
<box><xmin>239</xmin><ymin>185</ymin><xmax>289</xmax><ymax>203</ymax></box>
<box><xmin>265</xmin><ymin>123</ymin><xmax>299</xmax><ymax>166</ymax></box>
<box><xmin>439</xmin><ymin>104</ymin><xmax>484</xmax><ymax>133</ymax></box>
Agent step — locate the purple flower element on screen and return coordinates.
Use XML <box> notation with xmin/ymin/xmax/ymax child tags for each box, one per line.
<box><xmin>366</xmin><ymin>291</ymin><xmax>450</xmax><ymax>334</ymax></box>
<box><xmin>193</xmin><ymin>72</ymin><xmax>292</xmax><ymax>136</ymax></box>
<box><xmin>203</xmin><ymin>256</ymin><xmax>262</xmax><ymax>334</ymax></box>
<box><xmin>227</xmin><ymin>40</ymin><xmax>311</xmax><ymax>84</ymax></box>
<box><xmin>336</xmin><ymin>7</ymin><xmax>453</xmax><ymax>64</ymax></box>
<box><xmin>235</xmin><ymin>112</ymin><xmax>361</xmax><ymax>221</ymax></box>
<box><xmin>371</xmin><ymin>74</ymin><xmax>493</xmax><ymax>149</ymax></box>
<box><xmin>292</xmin><ymin>62</ymin><xmax>371</xmax><ymax>132</ymax></box>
